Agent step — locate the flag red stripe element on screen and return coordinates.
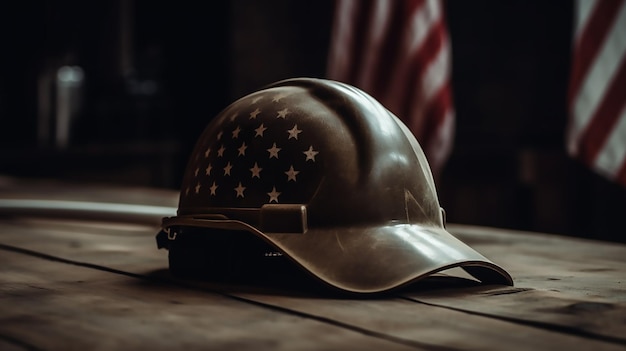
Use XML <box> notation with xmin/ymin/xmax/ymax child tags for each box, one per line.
<box><xmin>370</xmin><ymin>0</ymin><xmax>425</xmax><ymax>99</ymax></box>
<box><xmin>346</xmin><ymin>0</ymin><xmax>376</xmax><ymax>84</ymax></box>
<box><xmin>578</xmin><ymin>56</ymin><xmax>626</xmax><ymax>165</ymax></box>
<box><xmin>568</xmin><ymin>0</ymin><xmax>623</xmax><ymax>107</ymax></box>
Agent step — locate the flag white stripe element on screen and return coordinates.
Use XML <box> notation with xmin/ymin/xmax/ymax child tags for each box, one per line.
<box><xmin>574</xmin><ymin>0</ymin><xmax>597</xmax><ymax>39</ymax></box>
<box><xmin>421</xmin><ymin>37</ymin><xmax>450</xmax><ymax>102</ymax></box>
<box><xmin>406</xmin><ymin>0</ymin><xmax>441</xmax><ymax>54</ymax></box>
<box><xmin>594</xmin><ymin>104</ymin><xmax>626</xmax><ymax>178</ymax></box>
<box><xmin>570</xmin><ymin>2</ymin><xmax>626</xmax><ymax>153</ymax></box>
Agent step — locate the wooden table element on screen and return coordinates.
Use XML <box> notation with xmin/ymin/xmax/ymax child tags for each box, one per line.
<box><xmin>1</xmin><ymin>179</ymin><xmax>625</xmax><ymax>350</ymax></box>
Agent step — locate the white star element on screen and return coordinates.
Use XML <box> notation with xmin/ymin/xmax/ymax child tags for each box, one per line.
<box><xmin>276</xmin><ymin>108</ymin><xmax>289</xmax><ymax>119</ymax></box>
<box><xmin>267</xmin><ymin>143</ymin><xmax>281</xmax><ymax>159</ymax></box>
<box><xmin>267</xmin><ymin>186</ymin><xmax>281</xmax><ymax>203</ymax></box>
<box><xmin>229</xmin><ymin>113</ymin><xmax>238</xmax><ymax>122</ymax></box>
<box><xmin>205</xmin><ymin>164</ymin><xmax>212</xmax><ymax>175</ymax></box>
<box><xmin>251</xmin><ymin>96</ymin><xmax>263</xmax><ymax>104</ymax></box>
<box><xmin>238</xmin><ymin>142</ymin><xmax>248</xmax><ymax>156</ymax></box>
<box><xmin>224</xmin><ymin>162</ymin><xmax>233</xmax><ymax>176</ymax></box>
<box><xmin>303</xmin><ymin>146</ymin><xmax>319</xmax><ymax>162</ymax></box>
<box><xmin>195</xmin><ymin>182</ymin><xmax>201</xmax><ymax>194</ymax></box>
<box><xmin>217</xmin><ymin>131</ymin><xmax>223</xmax><ymax>140</ymax></box>
<box><xmin>285</xmin><ymin>165</ymin><xmax>300</xmax><ymax>182</ymax></box>
<box><xmin>194</xmin><ymin>167</ymin><xmax>199</xmax><ymax>177</ymax></box>
<box><xmin>272</xmin><ymin>93</ymin><xmax>287</xmax><ymax>102</ymax></box>
<box><xmin>204</xmin><ymin>147</ymin><xmax>211</xmax><ymax>158</ymax></box>
<box><xmin>209</xmin><ymin>181</ymin><xmax>218</xmax><ymax>196</ymax></box>
<box><xmin>249</xmin><ymin>108</ymin><xmax>261</xmax><ymax>119</ymax></box>
<box><xmin>255</xmin><ymin>123</ymin><xmax>267</xmax><ymax>137</ymax></box>
<box><xmin>250</xmin><ymin>162</ymin><xmax>263</xmax><ymax>178</ymax></box>
<box><xmin>232</xmin><ymin>126</ymin><xmax>241</xmax><ymax>139</ymax></box>
<box><xmin>217</xmin><ymin>145</ymin><xmax>225</xmax><ymax>157</ymax></box>
<box><xmin>287</xmin><ymin>124</ymin><xmax>302</xmax><ymax>140</ymax></box>
<box><xmin>234</xmin><ymin>182</ymin><xmax>246</xmax><ymax>198</ymax></box>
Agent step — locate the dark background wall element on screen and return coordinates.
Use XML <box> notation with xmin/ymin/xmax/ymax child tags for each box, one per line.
<box><xmin>0</xmin><ymin>0</ymin><xmax>624</xmax><ymax>242</ymax></box>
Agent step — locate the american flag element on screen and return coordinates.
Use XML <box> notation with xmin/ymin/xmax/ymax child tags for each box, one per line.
<box><xmin>567</xmin><ymin>0</ymin><xmax>626</xmax><ymax>186</ymax></box>
<box><xmin>180</xmin><ymin>88</ymin><xmax>323</xmax><ymax>209</ymax></box>
<box><xmin>326</xmin><ymin>0</ymin><xmax>454</xmax><ymax>176</ymax></box>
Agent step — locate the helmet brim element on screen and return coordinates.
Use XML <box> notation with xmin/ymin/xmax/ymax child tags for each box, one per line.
<box><xmin>162</xmin><ymin>217</ymin><xmax>513</xmax><ymax>294</ymax></box>
<box><xmin>263</xmin><ymin>224</ymin><xmax>513</xmax><ymax>293</ymax></box>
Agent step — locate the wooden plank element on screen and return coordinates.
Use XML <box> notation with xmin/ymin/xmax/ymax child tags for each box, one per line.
<box><xmin>0</xmin><ymin>250</ymin><xmax>418</xmax><ymax>351</ymax></box>
<box><xmin>400</xmin><ymin>224</ymin><xmax>626</xmax><ymax>344</ymax></box>
<box><xmin>404</xmin><ymin>287</ymin><xmax>626</xmax><ymax>345</ymax></box>
<box><xmin>0</xmin><ymin>178</ymin><xmax>179</xmax><ymax>207</ymax></box>
<box><xmin>1</xmin><ymin>219</ymin><xmax>625</xmax><ymax>350</ymax></box>
<box><xmin>448</xmin><ymin>224</ymin><xmax>626</xmax><ymax>302</ymax></box>
<box><xmin>0</xmin><ymin>338</ymin><xmax>28</xmax><ymax>351</ymax></box>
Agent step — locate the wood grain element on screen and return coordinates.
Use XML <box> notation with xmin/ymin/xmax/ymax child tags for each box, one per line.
<box><xmin>0</xmin><ymin>250</ymin><xmax>418</xmax><ymax>351</ymax></box>
<box><xmin>2</xmin><ymin>182</ymin><xmax>626</xmax><ymax>350</ymax></box>
<box><xmin>1</xmin><ymin>218</ymin><xmax>625</xmax><ymax>350</ymax></box>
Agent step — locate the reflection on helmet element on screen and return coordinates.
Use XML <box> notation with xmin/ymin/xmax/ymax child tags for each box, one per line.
<box><xmin>157</xmin><ymin>78</ymin><xmax>513</xmax><ymax>294</ymax></box>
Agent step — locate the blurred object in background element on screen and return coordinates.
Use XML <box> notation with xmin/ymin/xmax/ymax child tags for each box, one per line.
<box><xmin>327</xmin><ymin>0</ymin><xmax>454</xmax><ymax>178</ymax></box>
<box><xmin>0</xmin><ymin>0</ymin><xmax>230</xmax><ymax>188</ymax></box>
<box><xmin>39</xmin><ymin>65</ymin><xmax>85</xmax><ymax>149</ymax></box>
<box><xmin>55</xmin><ymin>65</ymin><xmax>84</xmax><ymax>149</ymax></box>
<box><xmin>567</xmin><ymin>0</ymin><xmax>626</xmax><ymax>187</ymax></box>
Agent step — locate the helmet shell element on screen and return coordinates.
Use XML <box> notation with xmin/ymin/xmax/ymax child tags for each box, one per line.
<box><xmin>162</xmin><ymin>78</ymin><xmax>513</xmax><ymax>293</ymax></box>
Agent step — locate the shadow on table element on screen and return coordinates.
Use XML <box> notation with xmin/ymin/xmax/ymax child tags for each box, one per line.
<box><xmin>139</xmin><ymin>267</ymin><xmax>490</xmax><ymax>299</ymax></box>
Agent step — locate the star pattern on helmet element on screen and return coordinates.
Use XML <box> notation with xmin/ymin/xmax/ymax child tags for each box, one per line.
<box><xmin>238</xmin><ymin>142</ymin><xmax>248</xmax><ymax>156</ymax></box>
<box><xmin>287</xmin><ymin>124</ymin><xmax>302</xmax><ymax>140</ymax></box>
<box><xmin>267</xmin><ymin>143</ymin><xmax>281</xmax><ymax>159</ymax></box>
<box><xmin>185</xmin><ymin>90</ymin><xmax>322</xmax><ymax>206</ymax></box>
<box><xmin>249</xmin><ymin>108</ymin><xmax>261</xmax><ymax>119</ymax></box>
<box><xmin>250</xmin><ymin>162</ymin><xmax>262</xmax><ymax>178</ymax></box>
<box><xmin>224</xmin><ymin>162</ymin><xmax>233</xmax><ymax>176</ymax></box>
<box><xmin>272</xmin><ymin>93</ymin><xmax>288</xmax><ymax>102</ymax></box>
<box><xmin>267</xmin><ymin>186</ymin><xmax>281</xmax><ymax>203</ymax></box>
<box><xmin>303</xmin><ymin>146</ymin><xmax>319</xmax><ymax>162</ymax></box>
<box><xmin>234</xmin><ymin>182</ymin><xmax>246</xmax><ymax>198</ymax></box>
<box><xmin>276</xmin><ymin>108</ymin><xmax>289</xmax><ymax>119</ymax></box>
<box><xmin>285</xmin><ymin>165</ymin><xmax>299</xmax><ymax>182</ymax></box>
<box><xmin>209</xmin><ymin>181</ymin><xmax>218</xmax><ymax>195</ymax></box>
<box><xmin>232</xmin><ymin>126</ymin><xmax>241</xmax><ymax>139</ymax></box>
<box><xmin>255</xmin><ymin>123</ymin><xmax>267</xmax><ymax>137</ymax></box>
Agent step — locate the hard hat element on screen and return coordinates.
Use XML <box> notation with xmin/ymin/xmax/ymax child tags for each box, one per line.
<box><xmin>157</xmin><ymin>78</ymin><xmax>513</xmax><ymax>294</ymax></box>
